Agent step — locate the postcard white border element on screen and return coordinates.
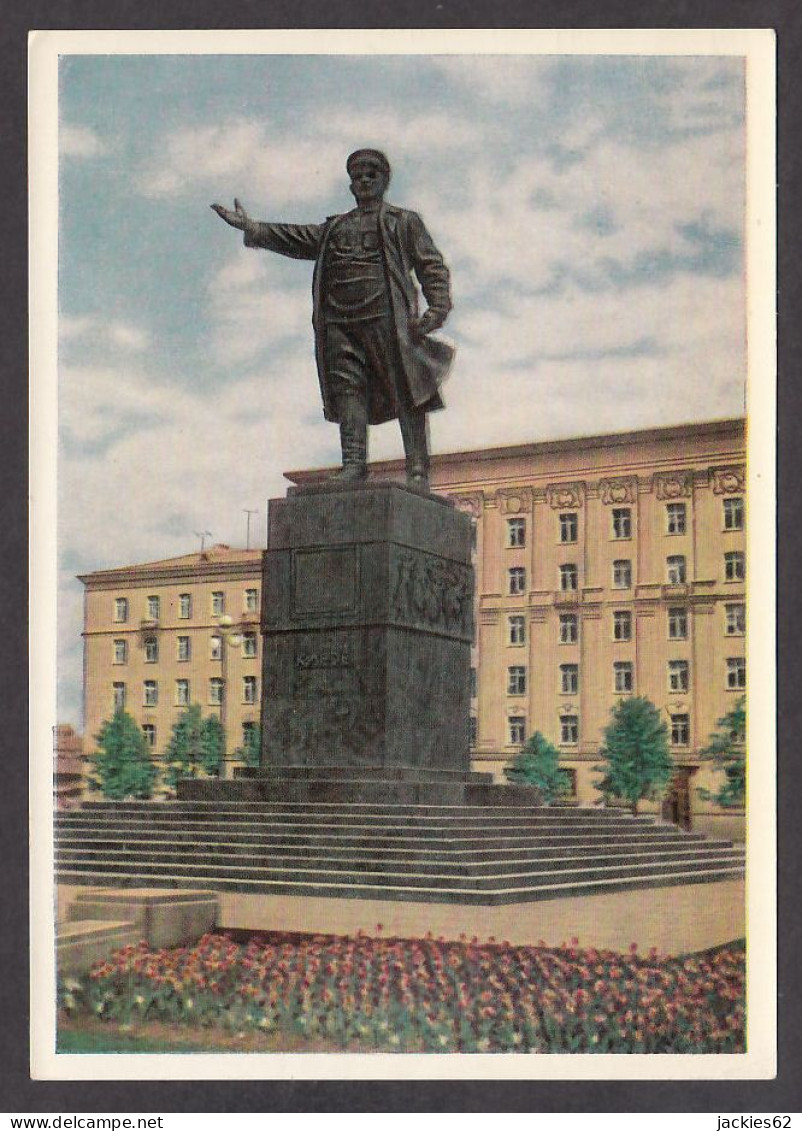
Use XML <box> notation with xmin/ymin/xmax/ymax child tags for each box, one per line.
<box><xmin>29</xmin><ymin>26</ymin><xmax>777</xmax><ymax>1082</ymax></box>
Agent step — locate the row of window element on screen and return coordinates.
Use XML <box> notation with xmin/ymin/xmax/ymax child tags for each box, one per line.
<box><xmin>507</xmin><ymin>551</ymin><xmax>745</xmax><ymax>595</ymax></box>
<box><xmin>504</xmin><ymin>499</ymin><xmax>744</xmax><ymax>548</ymax></box>
<box><xmin>501</xmin><ymin>603</ymin><xmax>745</xmax><ymax>647</ymax></box>
<box><xmin>112</xmin><ymin>632</ymin><xmax>259</xmax><ymax>664</ymax></box>
<box><xmin>488</xmin><ymin>712</ymin><xmax>696</xmax><ymax>748</ymax></box>
<box><xmin>504</xmin><ymin>656</ymin><xmax>746</xmax><ymax>697</ymax></box>
<box><xmin>139</xmin><ymin>720</ymin><xmax>258</xmax><ymax>750</ymax></box>
<box><xmin>113</xmin><ymin>589</ymin><xmax>260</xmax><ymax>624</ymax></box>
<box><xmin>112</xmin><ymin>677</ymin><xmax>258</xmax><ymax>709</ymax></box>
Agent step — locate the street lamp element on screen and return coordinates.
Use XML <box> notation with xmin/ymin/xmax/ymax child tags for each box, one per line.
<box><xmin>215</xmin><ymin>613</ymin><xmax>243</xmax><ymax>780</ymax></box>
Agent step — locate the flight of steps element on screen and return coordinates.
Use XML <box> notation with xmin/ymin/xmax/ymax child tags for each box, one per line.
<box><xmin>55</xmin><ymin>800</ymin><xmax>746</xmax><ymax>906</ymax></box>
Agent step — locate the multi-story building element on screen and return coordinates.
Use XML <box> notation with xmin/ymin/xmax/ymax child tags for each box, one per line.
<box><xmin>79</xmin><ymin>544</ymin><xmax>263</xmax><ymax>780</ymax></box>
<box><xmin>79</xmin><ymin>418</ymin><xmax>746</xmax><ymax>835</ymax></box>
<box><xmin>288</xmin><ymin>417</ymin><xmax>747</xmax><ymax>837</ymax></box>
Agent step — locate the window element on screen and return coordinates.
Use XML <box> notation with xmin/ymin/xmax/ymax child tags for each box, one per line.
<box><xmin>179</xmin><ymin>593</ymin><xmax>192</xmax><ymax>619</ymax></box>
<box><xmin>560</xmin><ymin>664</ymin><xmax>579</xmax><ymax>695</ymax></box>
<box><xmin>146</xmin><ymin>595</ymin><xmax>160</xmax><ymax>621</ymax></box>
<box><xmin>113</xmin><ymin>597</ymin><xmax>129</xmax><ymax>623</ymax></box>
<box><xmin>667</xmin><ymin>555</ymin><xmax>687</xmax><ymax>584</ymax></box>
<box><xmin>508</xmin><ymin>567</ymin><xmax>526</xmax><ymax>595</ymax></box>
<box><xmin>507</xmin><ymin>666</ymin><xmax>526</xmax><ymax>695</ymax></box>
<box><xmin>508</xmin><ymin>615</ymin><xmax>525</xmax><ymax>645</ymax></box>
<box><xmin>469</xmin><ymin>716</ymin><xmax>478</xmax><ymax>749</ymax></box>
<box><xmin>212</xmin><ymin>591</ymin><xmax>225</xmax><ymax>616</ymax></box>
<box><xmin>177</xmin><ymin>636</ymin><xmax>191</xmax><ymax>662</ymax></box>
<box><xmin>112</xmin><ymin>682</ymin><xmax>126</xmax><ymax>710</ymax></box>
<box><xmin>668</xmin><ymin>659</ymin><xmax>690</xmax><ymax>693</ymax></box>
<box><xmin>559</xmin><ymin>564</ymin><xmax>578</xmax><ymax>591</ymax></box>
<box><xmin>113</xmin><ymin>639</ymin><xmax>127</xmax><ymax>664</ymax></box>
<box><xmin>613</xmin><ymin>662</ymin><xmax>633</xmax><ymax>693</ymax></box>
<box><xmin>245</xmin><ymin>588</ymin><xmax>259</xmax><ymax>613</ymax></box>
<box><xmin>725</xmin><ymin>603</ymin><xmax>746</xmax><ymax>636</ymax></box>
<box><xmin>725</xmin><ymin>551</ymin><xmax>745</xmax><ymax>582</ymax></box>
<box><xmin>670</xmin><ymin>714</ymin><xmax>690</xmax><ymax>746</ymax></box>
<box><xmin>144</xmin><ymin>636</ymin><xmax>159</xmax><ymax>663</ymax></box>
<box><xmin>509</xmin><ymin>716</ymin><xmax>526</xmax><ymax>745</ymax></box>
<box><xmin>613</xmin><ymin>610</ymin><xmax>632</xmax><ymax>641</ymax></box>
<box><xmin>470</xmin><ymin>667</ymin><xmax>477</xmax><ymax>698</ymax></box>
<box><xmin>668</xmin><ymin>607</ymin><xmax>688</xmax><ymax>640</ymax></box>
<box><xmin>242</xmin><ymin>720</ymin><xmax>257</xmax><ymax>745</ymax></box>
<box><xmin>723</xmin><ymin>497</ymin><xmax>744</xmax><ymax>531</ymax></box>
<box><xmin>175</xmin><ymin>679</ymin><xmax>190</xmax><ymax>707</ymax></box>
<box><xmin>560</xmin><ymin>715</ymin><xmax>579</xmax><ymax>745</ymax></box>
<box><xmin>143</xmin><ymin>680</ymin><xmax>158</xmax><ymax>707</ymax></box>
<box><xmin>612</xmin><ymin>559</ymin><xmax>632</xmax><ymax>589</ymax></box>
<box><xmin>142</xmin><ymin>724</ymin><xmax>156</xmax><ymax>747</ymax></box>
<box><xmin>507</xmin><ymin>517</ymin><xmax>526</xmax><ymax>547</ymax></box>
<box><xmin>242</xmin><ymin>632</ymin><xmax>258</xmax><ymax>658</ymax></box>
<box><xmin>559</xmin><ymin>512</ymin><xmax>578</xmax><ymax>543</ymax></box>
<box><xmin>666</xmin><ymin>503</ymin><xmax>686</xmax><ymax>535</ymax></box>
<box><xmin>210</xmin><ymin>636</ymin><xmax>223</xmax><ymax>661</ymax></box>
<box><xmin>243</xmin><ymin>675</ymin><xmax>257</xmax><ymax>704</ymax></box>
<box><xmin>612</xmin><ymin>508</ymin><xmax>632</xmax><ymax>539</ymax></box>
<box><xmin>559</xmin><ymin>613</ymin><xmax>578</xmax><ymax>644</ymax></box>
<box><xmin>727</xmin><ymin>657</ymin><xmax>746</xmax><ymax>690</ymax></box>
<box><xmin>209</xmin><ymin>677</ymin><xmax>224</xmax><ymax>706</ymax></box>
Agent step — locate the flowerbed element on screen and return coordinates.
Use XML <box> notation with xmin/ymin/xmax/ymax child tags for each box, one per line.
<box><xmin>59</xmin><ymin>931</ymin><xmax>745</xmax><ymax>1053</ymax></box>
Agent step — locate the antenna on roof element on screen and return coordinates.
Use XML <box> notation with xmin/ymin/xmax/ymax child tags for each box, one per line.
<box><xmin>243</xmin><ymin>509</ymin><xmax>258</xmax><ymax>550</ymax></box>
<box><xmin>194</xmin><ymin>530</ymin><xmax>212</xmax><ymax>554</ymax></box>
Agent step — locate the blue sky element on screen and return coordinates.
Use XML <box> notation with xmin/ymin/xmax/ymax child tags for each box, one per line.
<box><xmin>56</xmin><ymin>51</ymin><xmax>747</xmax><ymax>725</ymax></box>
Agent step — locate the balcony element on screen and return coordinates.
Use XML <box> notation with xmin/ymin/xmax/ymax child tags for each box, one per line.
<box><xmin>554</xmin><ymin>590</ymin><xmax>580</xmax><ymax>607</ymax></box>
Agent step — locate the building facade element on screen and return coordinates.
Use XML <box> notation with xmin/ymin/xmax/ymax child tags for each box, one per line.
<box><xmin>79</xmin><ymin>419</ymin><xmax>745</xmax><ymax>834</ymax></box>
<box><xmin>79</xmin><ymin>545</ymin><xmax>263</xmax><ymax>781</ymax></box>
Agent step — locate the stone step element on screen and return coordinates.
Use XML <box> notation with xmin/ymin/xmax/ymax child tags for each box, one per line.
<box><xmin>55</xmin><ymin>851</ymin><xmax>745</xmax><ymax>891</ymax></box>
<box><xmin>55</xmin><ymin>836</ymin><xmax>740</xmax><ymax>867</ymax></box>
<box><xmin>54</xmin><ymin>864</ymin><xmax>747</xmax><ymax>906</ymax></box>
<box><xmin>56</xmin><ymin>843</ymin><xmax>745</xmax><ymax>878</ymax></box>
<box><xmin>67</xmin><ymin>800</ymin><xmax>653</xmax><ymax>822</ymax></box>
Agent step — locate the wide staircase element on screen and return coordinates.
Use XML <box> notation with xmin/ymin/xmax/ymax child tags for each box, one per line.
<box><xmin>55</xmin><ymin>800</ymin><xmax>745</xmax><ymax>906</ymax></box>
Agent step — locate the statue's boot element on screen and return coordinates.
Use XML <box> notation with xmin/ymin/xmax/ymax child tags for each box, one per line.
<box><xmin>399</xmin><ymin>403</ymin><xmax>430</xmax><ymax>492</ymax></box>
<box><xmin>332</xmin><ymin>395</ymin><xmax>369</xmax><ymax>483</ymax></box>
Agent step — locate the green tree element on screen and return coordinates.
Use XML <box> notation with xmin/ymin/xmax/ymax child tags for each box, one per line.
<box><xmin>165</xmin><ymin>705</ymin><xmax>225</xmax><ymax>784</ymax></box>
<box><xmin>594</xmin><ymin>696</ymin><xmax>673</xmax><ymax>814</ymax></box>
<box><xmin>504</xmin><ymin>731</ymin><xmax>565</xmax><ymax>802</ymax></box>
<box><xmin>233</xmin><ymin>723</ymin><xmax>262</xmax><ymax>768</ymax></box>
<box><xmin>87</xmin><ymin>710</ymin><xmax>157</xmax><ymax>800</ymax></box>
<box><xmin>697</xmin><ymin>696</ymin><xmax>746</xmax><ymax>807</ymax></box>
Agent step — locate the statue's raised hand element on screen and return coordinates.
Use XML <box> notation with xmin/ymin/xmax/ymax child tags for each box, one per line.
<box><xmin>211</xmin><ymin>198</ymin><xmax>251</xmax><ymax>230</ymax></box>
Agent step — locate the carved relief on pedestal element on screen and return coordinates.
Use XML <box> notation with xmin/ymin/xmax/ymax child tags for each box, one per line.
<box><xmin>446</xmin><ymin>492</ymin><xmax>484</xmax><ymax>519</ymax></box>
<box><xmin>546</xmin><ymin>482</ymin><xmax>585</xmax><ymax>510</ymax></box>
<box><xmin>391</xmin><ymin>549</ymin><xmax>474</xmax><ymax>639</ymax></box>
<box><xmin>711</xmin><ymin>466</ymin><xmax>746</xmax><ymax>495</ymax></box>
<box><xmin>495</xmin><ymin>487</ymin><xmax>533</xmax><ymax>515</ymax></box>
<box><xmin>598</xmin><ymin>477</ymin><xmax>638</xmax><ymax>505</ymax></box>
<box><xmin>653</xmin><ymin>472</ymin><xmax>693</xmax><ymax>500</ymax></box>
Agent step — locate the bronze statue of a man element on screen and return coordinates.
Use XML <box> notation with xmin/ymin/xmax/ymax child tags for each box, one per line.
<box><xmin>212</xmin><ymin>149</ymin><xmax>453</xmax><ymax>491</ymax></box>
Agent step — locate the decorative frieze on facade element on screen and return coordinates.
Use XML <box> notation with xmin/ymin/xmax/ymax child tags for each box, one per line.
<box><xmin>598</xmin><ymin>476</ymin><xmax>638</xmax><ymax>505</ymax></box>
<box><xmin>711</xmin><ymin>466</ymin><xmax>746</xmax><ymax>495</ymax></box>
<box><xmin>546</xmin><ymin>482</ymin><xmax>585</xmax><ymax>510</ymax></box>
<box><xmin>447</xmin><ymin>492</ymin><xmax>484</xmax><ymax>519</ymax></box>
<box><xmin>495</xmin><ymin>487</ymin><xmax>533</xmax><ymax>514</ymax></box>
<box><xmin>653</xmin><ymin>471</ymin><xmax>693</xmax><ymax>500</ymax></box>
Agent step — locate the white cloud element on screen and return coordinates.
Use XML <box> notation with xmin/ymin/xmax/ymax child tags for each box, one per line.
<box><xmin>59</xmin><ymin>315</ymin><xmax>150</xmax><ymax>353</ymax></box>
<box><xmin>429</xmin><ymin>56</ymin><xmax>549</xmax><ymax>107</ymax></box>
<box><xmin>60</xmin><ymin>124</ymin><xmax>105</xmax><ymax>158</ymax></box>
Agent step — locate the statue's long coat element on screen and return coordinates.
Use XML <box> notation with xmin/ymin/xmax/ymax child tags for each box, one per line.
<box><xmin>244</xmin><ymin>203</ymin><xmax>453</xmax><ymax>425</ymax></box>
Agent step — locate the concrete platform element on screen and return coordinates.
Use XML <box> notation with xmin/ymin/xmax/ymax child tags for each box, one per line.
<box><xmin>212</xmin><ymin>877</ymin><xmax>745</xmax><ymax>956</ymax></box>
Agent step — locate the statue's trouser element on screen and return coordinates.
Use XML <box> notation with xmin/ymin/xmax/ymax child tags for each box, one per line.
<box><xmin>327</xmin><ymin>316</ymin><xmax>430</xmax><ymax>487</ymax></box>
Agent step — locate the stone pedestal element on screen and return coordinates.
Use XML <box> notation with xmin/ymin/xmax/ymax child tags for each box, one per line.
<box><xmin>260</xmin><ymin>481</ymin><xmax>473</xmax><ymax>773</ymax></box>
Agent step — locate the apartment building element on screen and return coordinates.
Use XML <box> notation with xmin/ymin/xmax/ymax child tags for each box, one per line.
<box><xmin>79</xmin><ymin>544</ymin><xmax>263</xmax><ymax>778</ymax></box>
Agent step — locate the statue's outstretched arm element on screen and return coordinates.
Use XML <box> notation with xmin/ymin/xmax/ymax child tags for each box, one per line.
<box><xmin>211</xmin><ymin>198</ymin><xmax>323</xmax><ymax>261</ymax></box>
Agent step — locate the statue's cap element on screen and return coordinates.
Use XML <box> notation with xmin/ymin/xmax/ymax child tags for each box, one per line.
<box><xmin>346</xmin><ymin>149</ymin><xmax>391</xmax><ymax>177</ymax></box>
